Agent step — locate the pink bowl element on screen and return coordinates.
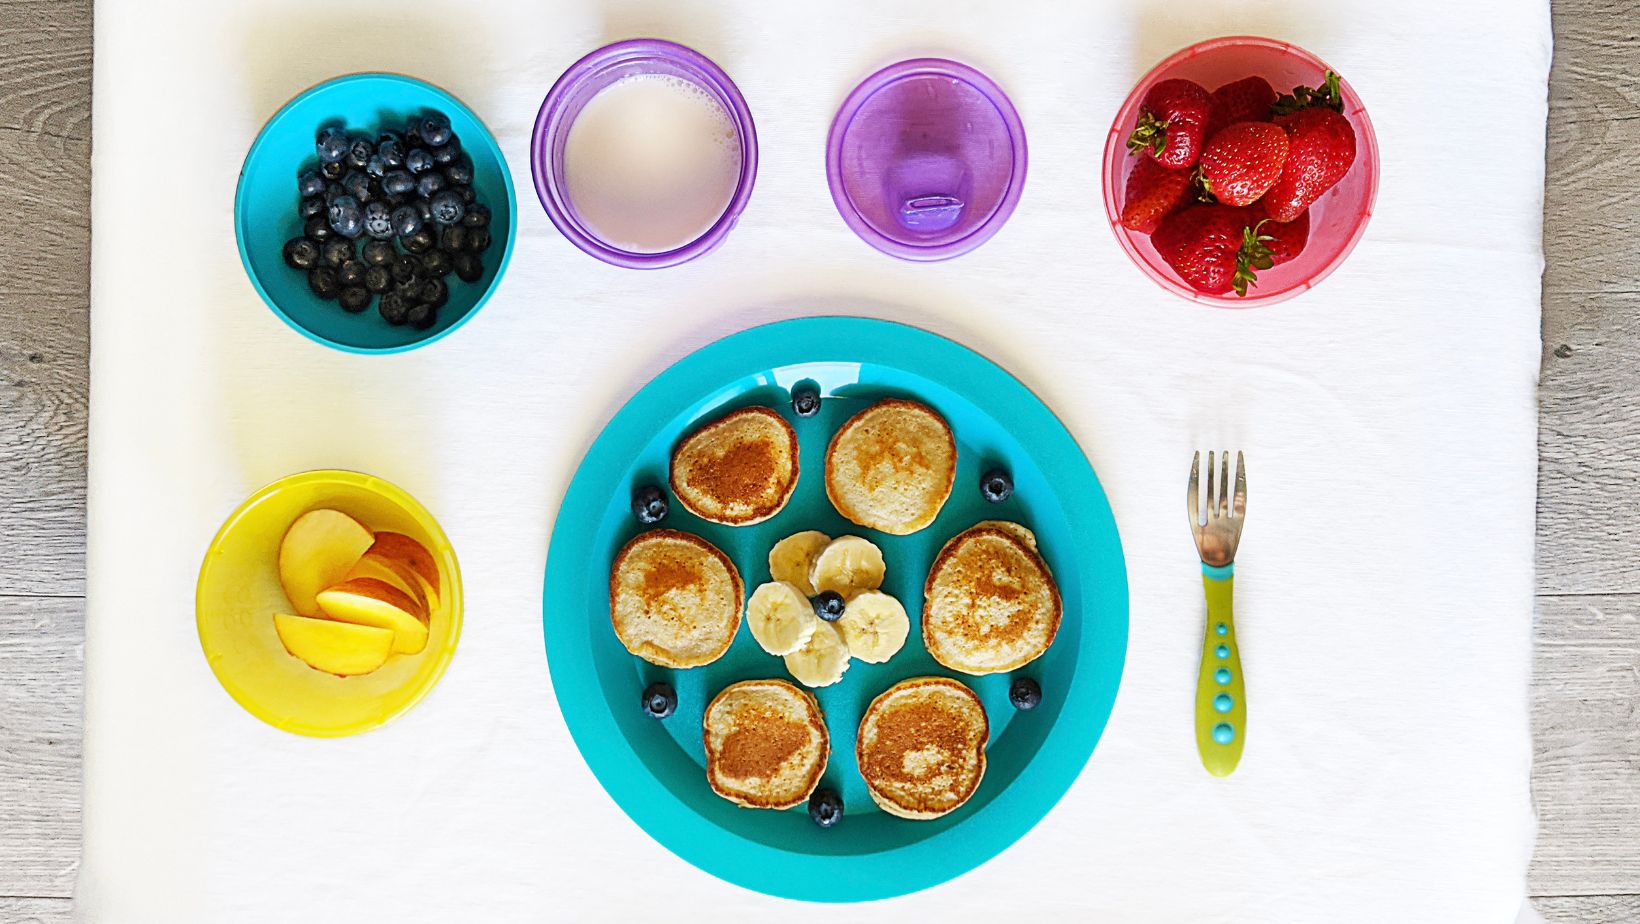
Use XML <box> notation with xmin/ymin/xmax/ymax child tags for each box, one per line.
<box><xmin>1101</xmin><ymin>36</ymin><xmax>1379</xmax><ymax>307</ymax></box>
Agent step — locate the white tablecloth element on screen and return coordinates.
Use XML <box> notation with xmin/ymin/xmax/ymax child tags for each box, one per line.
<box><xmin>81</xmin><ymin>1</ymin><xmax>1550</xmax><ymax>920</ymax></box>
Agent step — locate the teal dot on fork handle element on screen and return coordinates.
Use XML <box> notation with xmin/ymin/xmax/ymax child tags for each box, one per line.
<box><xmin>1215</xmin><ymin>667</ymin><xmax>1231</xmax><ymax>684</ymax></box>
<box><xmin>1212</xmin><ymin>723</ymin><xmax>1235</xmax><ymax>744</ymax></box>
<box><xmin>1215</xmin><ymin>644</ymin><xmax>1230</xmax><ymax>659</ymax></box>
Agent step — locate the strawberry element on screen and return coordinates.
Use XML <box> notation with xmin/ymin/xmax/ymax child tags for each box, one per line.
<box><xmin>1263</xmin><ymin>72</ymin><xmax>1357</xmax><ymax>222</ymax></box>
<box><xmin>1247</xmin><ymin>202</ymin><xmax>1309</xmax><ymax>265</ymax></box>
<box><xmin>1204</xmin><ymin>76</ymin><xmax>1277</xmax><ymax>137</ymax></box>
<box><xmin>1120</xmin><ymin>156</ymin><xmax>1195</xmax><ymax>233</ymax></box>
<box><xmin>1151</xmin><ymin>204</ymin><xmax>1258</xmax><ymax>295</ymax></box>
<box><xmin>1199</xmin><ymin>121</ymin><xmax>1288</xmax><ymax>207</ymax></box>
<box><xmin>1126</xmin><ymin>78</ymin><xmax>1215</xmax><ymax>169</ymax></box>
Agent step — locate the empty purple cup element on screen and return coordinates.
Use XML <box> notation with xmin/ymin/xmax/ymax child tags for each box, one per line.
<box><xmin>532</xmin><ymin>39</ymin><xmax>758</xmax><ymax>269</ymax></box>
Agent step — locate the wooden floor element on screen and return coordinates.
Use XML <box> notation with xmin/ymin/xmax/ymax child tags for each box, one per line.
<box><xmin>0</xmin><ymin>1</ymin><xmax>1634</xmax><ymax>919</ymax></box>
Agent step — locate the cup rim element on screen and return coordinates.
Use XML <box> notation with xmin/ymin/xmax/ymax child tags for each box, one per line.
<box><xmin>1100</xmin><ymin>35</ymin><xmax>1380</xmax><ymax>307</ymax></box>
<box><xmin>233</xmin><ymin>71</ymin><xmax>518</xmax><ymax>352</ymax></box>
<box><xmin>530</xmin><ymin>38</ymin><xmax>759</xmax><ymax>270</ymax></box>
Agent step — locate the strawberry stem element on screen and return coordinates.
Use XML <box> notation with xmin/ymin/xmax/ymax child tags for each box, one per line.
<box><xmin>1233</xmin><ymin>219</ymin><xmax>1277</xmax><ymax>297</ymax></box>
<box><xmin>1272</xmin><ymin>70</ymin><xmax>1345</xmax><ymax>115</ymax></box>
<box><xmin>1125</xmin><ymin>110</ymin><xmax>1168</xmax><ymax>157</ymax></box>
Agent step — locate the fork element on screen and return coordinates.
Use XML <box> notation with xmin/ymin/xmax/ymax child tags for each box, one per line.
<box><xmin>1187</xmin><ymin>450</ymin><xmax>1247</xmax><ymax>777</ymax></box>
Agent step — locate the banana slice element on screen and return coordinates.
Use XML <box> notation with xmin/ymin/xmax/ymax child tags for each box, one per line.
<box><xmin>783</xmin><ymin>621</ymin><xmax>851</xmax><ymax>688</ymax></box>
<box><xmin>975</xmin><ymin>520</ymin><xmax>1038</xmax><ymax>552</ymax></box>
<box><xmin>809</xmin><ymin>536</ymin><xmax>886</xmax><ymax>599</ymax></box>
<box><xmin>768</xmin><ymin>531</ymin><xmax>831</xmax><ymax>596</ymax></box>
<box><xmin>745</xmin><ymin>581</ymin><xmax>819</xmax><ymax>656</ymax></box>
<box><xmin>836</xmin><ymin>591</ymin><xmax>910</xmax><ymax>664</ymax></box>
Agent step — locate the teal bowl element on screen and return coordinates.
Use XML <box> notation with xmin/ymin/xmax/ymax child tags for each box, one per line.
<box><xmin>542</xmin><ymin>317</ymin><xmax>1129</xmax><ymax>901</ymax></box>
<box><xmin>234</xmin><ymin>73</ymin><xmax>516</xmax><ymax>353</ymax></box>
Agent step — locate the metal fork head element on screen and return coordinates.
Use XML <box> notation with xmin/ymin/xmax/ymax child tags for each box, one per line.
<box><xmin>1187</xmin><ymin>450</ymin><xmax>1247</xmax><ymax>567</ymax></box>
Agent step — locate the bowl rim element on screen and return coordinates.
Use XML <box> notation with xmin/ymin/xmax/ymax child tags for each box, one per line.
<box><xmin>233</xmin><ymin>71</ymin><xmax>518</xmax><ymax>353</ymax></box>
<box><xmin>195</xmin><ymin>468</ymin><xmax>464</xmax><ymax>737</ymax></box>
<box><xmin>1100</xmin><ymin>34</ymin><xmax>1380</xmax><ymax>307</ymax></box>
<box><xmin>530</xmin><ymin>38</ymin><xmax>760</xmax><ymax>270</ymax></box>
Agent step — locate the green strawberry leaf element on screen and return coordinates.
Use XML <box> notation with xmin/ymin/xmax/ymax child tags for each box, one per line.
<box><xmin>1272</xmin><ymin>70</ymin><xmax>1346</xmax><ymax>115</ymax></box>
<box><xmin>1233</xmin><ymin>220</ymin><xmax>1277</xmax><ymax>297</ymax></box>
<box><xmin>1125</xmin><ymin>110</ymin><xmax>1169</xmax><ymax>157</ymax></box>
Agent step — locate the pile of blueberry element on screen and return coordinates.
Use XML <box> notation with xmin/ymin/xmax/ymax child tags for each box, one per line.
<box><xmin>281</xmin><ymin>110</ymin><xmax>494</xmax><ymax>331</ymax></box>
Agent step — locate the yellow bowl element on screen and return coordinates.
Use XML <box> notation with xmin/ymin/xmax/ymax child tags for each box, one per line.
<box><xmin>196</xmin><ymin>470</ymin><xmax>462</xmax><ymax>737</ymax></box>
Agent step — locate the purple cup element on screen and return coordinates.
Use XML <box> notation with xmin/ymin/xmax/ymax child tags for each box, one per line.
<box><xmin>826</xmin><ymin>58</ymin><xmax>1027</xmax><ymax>262</ymax></box>
<box><xmin>532</xmin><ymin>39</ymin><xmax>758</xmax><ymax>269</ymax></box>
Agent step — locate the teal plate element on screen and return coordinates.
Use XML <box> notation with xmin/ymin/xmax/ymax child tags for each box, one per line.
<box><xmin>542</xmin><ymin>317</ymin><xmax>1127</xmax><ymax>901</ymax></box>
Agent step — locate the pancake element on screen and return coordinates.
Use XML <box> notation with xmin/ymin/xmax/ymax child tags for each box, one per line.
<box><xmin>609</xmin><ymin>529</ymin><xmax>742</xmax><ymax>668</ymax></box>
<box><xmin>704</xmin><ymin>679</ymin><xmax>830</xmax><ymax>809</ymax></box>
<box><xmin>922</xmin><ymin>525</ymin><xmax>1061</xmax><ymax>675</ymax></box>
<box><xmin>824</xmin><ymin>398</ymin><xmax>956</xmax><ymax>535</ymax></box>
<box><xmin>856</xmin><ymin>677</ymin><xmax>988</xmax><ymax>820</ymax></box>
<box><xmin>670</xmin><ymin>406</ymin><xmax>799</xmax><ymax>526</ymax></box>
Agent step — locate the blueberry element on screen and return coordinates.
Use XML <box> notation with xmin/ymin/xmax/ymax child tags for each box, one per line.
<box><xmin>980</xmin><ymin>468</ymin><xmax>1014</xmax><ymax>503</ymax></box>
<box><xmin>406</xmin><ymin>302</ymin><xmax>436</xmax><ymax>331</ymax></box>
<box><xmin>791</xmin><ymin>386</ymin><xmax>821</xmax><ymax>417</ymax></box>
<box><xmin>415</xmin><ymin>198</ymin><xmax>433</xmax><ymax>222</ymax></box>
<box><xmin>307</xmin><ymin>266</ymin><xmax>340</xmax><ymax>300</ymax></box>
<box><xmin>376</xmin><ymin>130</ymin><xmax>403</xmax><ymax>149</ymax></box>
<box><xmin>631</xmin><ymin>485</ymin><xmax>668</xmax><ymax>524</ymax></box>
<box><xmin>382</xmin><ymin>170</ymin><xmax>416</xmax><ymax>197</ymax></box>
<box><xmin>404</xmin><ymin>227</ymin><xmax>436</xmax><ymax>255</ymax></box>
<box><xmin>808</xmin><ymin>788</ymin><xmax>843</xmax><ymax>828</ymax></box>
<box><xmin>461</xmin><ymin>202</ymin><xmax>491</xmax><ymax>228</ymax></box>
<box><xmin>420</xmin><ymin>277</ymin><xmax>449</xmax><ymax>309</ymax></box>
<box><xmin>338</xmin><ymin>259</ymin><xmax>366</xmax><ymax>287</ymax></box>
<box><xmin>361</xmin><ymin>239</ymin><xmax>396</xmax><ymax>266</ymax></box>
<box><xmin>452</xmin><ymin>251</ymin><xmax>483</xmax><ymax>283</ymax></box>
<box><xmin>454</xmin><ymin>184</ymin><xmax>476</xmax><ymax>205</ymax></box>
<box><xmin>346</xmin><ymin>136</ymin><xmax>373</xmax><ymax>170</ymax></box>
<box><xmin>814</xmin><ymin>591</ymin><xmax>845</xmax><ymax>621</ymax></box>
<box><xmin>403</xmin><ymin>125</ymin><xmax>423</xmax><ymax>148</ymax></box>
<box><xmin>405</xmin><ymin>148</ymin><xmax>435</xmax><ymax>175</ymax></box>
<box><xmin>430</xmin><ymin>142</ymin><xmax>459</xmax><ymax>166</ymax></box>
<box><xmin>377</xmin><ymin>291</ymin><xmax>410</xmax><ymax>326</ymax></box>
<box><xmin>420</xmin><ymin>248</ymin><xmax>451</xmax><ymax>277</ymax></box>
<box><xmin>416</xmin><ymin>171</ymin><xmax>445</xmax><ymax>199</ymax></box>
<box><xmin>439</xmin><ymin>225</ymin><xmax>469</xmax><ymax>253</ymax></box>
<box><xmin>327</xmin><ymin>195</ymin><xmax>363</xmax><ymax>238</ymax></box>
<box><xmin>391</xmin><ymin>204</ymin><xmax>423</xmax><ymax>238</ymax></box>
<box><xmin>363</xmin><ymin>201</ymin><xmax>394</xmax><ymax>240</ymax></box>
<box><xmin>1009</xmin><ymin>676</ymin><xmax>1042</xmax><ymax>711</ymax></box>
<box><xmin>390</xmin><ymin>254</ymin><xmax>422</xmax><ymax>285</ymax></box>
<box><xmin>640</xmin><ymin>681</ymin><xmax>676</xmax><ymax>719</ymax></box>
<box><xmin>429</xmin><ymin>190</ymin><xmax>465</xmax><ymax>225</ymax></box>
<box><xmin>320</xmin><ymin>237</ymin><xmax>354</xmax><ymax>268</ymax></box>
<box><xmin>303</xmin><ymin>214</ymin><xmax>333</xmax><ymax>241</ymax></box>
<box><xmin>418</xmin><ymin>112</ymin><xmax>453</xmax><ymax>147</ymax></box>
<box><xmin>319</xmin><ymin>159</ymin><xmax>346</xmax><ymax>181</ymax></box>
<box><xmin>466</xmin><ymin>227</ymin><xmax>492</xmax><ymax>253</ymax></box>
<box><xmin>341</xmin><ymin>170</ymin><xmax>372</xmax><ymax>202</ymax></box>
<box><xmin>282</xmin><ymin>236</ymin><xmax>321</xmax><ymax>270</ymax></box>
<box><xmin>299</xmin><ymin>195</ymin><xmax>325</xmax><ymax>220</ymax></box>
<box><xmin>338</xmin><ymin>286</ymin><xmax>371</xmax><ymax>313</ymax></box>
<box><xmin>443</xmin><ymin>158</ymin><xmax>473</xmax><ymax>186</ymax></box>
<box><xmin>297</xmin><ymin>169</ymin><xmax>326</xmax><ymax>199</ymax></box>
<box><xmin>365</xmin><ymin>154</ymin><xmax>388</xmax><ymax>178</ymax></box>
<box><xmin>394</xmin><ymin>279</ymin><xmax>425</xmax><ymax>302</ymax></box>
<box><xmin>378</xmin><ymin>139</ymin><xmax>404</xmax><ymax>169</ymax></box>
<box><xmin>323</xmin><ymin>181</ymin><xmax>346</xmax><ymax>205</ymax></box>
<box><xmin>315</xmin><ymin>126</ymin><xmax>349</xmax><ymax>164</ymax></box>
<box><xmin>364</xmin><ymin>264</ymin><xmax>391</xmax><ymax>294</ymax></box>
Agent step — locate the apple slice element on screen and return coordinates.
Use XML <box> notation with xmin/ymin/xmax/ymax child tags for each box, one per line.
<box><xmin>345</xmin><ymin>552</ymin><xmax>428</xmax><ymax>611</ymax></box>
<box><xmin>315</xmin><ymin>577</ymin><xmax>429</xmax><ymax>655</ymax></box>
<box><xmin>279</xmin><ymin>509</ymin><xmax>374</xmax><ymax>617</ymax></box>
<box><xmin>366</xmin><ymin>532</ymin><xmax>441</xmax><ymax>612</ymax></box>
<box><xmin>273</xmin><ymin>613</ymin><xmax>394</xmax><ymax>677</ymax></box>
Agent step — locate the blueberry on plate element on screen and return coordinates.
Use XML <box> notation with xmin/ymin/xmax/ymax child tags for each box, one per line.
<box><xmin>337</xmin><ymin>259</ymin><xmax>366</xmax><ymax>287</ymax></box>
<box><xmin>418</xmin><ymin>112</ymin><xmax>453</xmax><ymax>147</ymax></box>
<box><xmin>315</xmin><ymin>126</ymin><xmax>349</xmax><ymax>165</ymax></box>
<box><xmin>416</xmin><ymin>171</ymin><xmax>445</xmax><ymax>200</ymax></box>
<box><xmin>362</xmin><ymin>201</ymin><xmax>394</xmax><ymax>240</ymax></box>
<box><xmin>454</xmin><ymin>184</ymin><xmax>476</xmax><ymax>205</ymax></box>
<box><xmin>303</xmin><ymin>214</ymin><xmax>333</xmax><ymax>241</ymax></box>
<box><xmin>320</xmin><ymin>159</ymin><xmax>347</xmax><ymax>181</ymax></box>
<box><xmin>808</xmin><ymin>788</ymin><xmax>843</xmax><ymax>828</ymax></box>
<box><xmin>631</xmin><ymin>485</ymin><xmax>668</xmax><ymax>524</ymax></box>
<box><xmin>327</xmin><ymin>196</ymin><xmax>363</xmax><ymax>239</ymax></box>
<box><xmin>439</xmin><ymin>225</ymin><xmax>469</xmax><ymax>253</ymax></box>
<box><xmin>390</xmin><ymin>254</ymin><xmax>422</xmax><ymax>285</ymax></box>
<box><xmin>443</xmin><ymin>158</ymin><xmax>473</xmax><ymax>186</ymax></box>
<box><xmin>814</xmin><ymin>591</ymin><xmax>845</xmax><ymax>621</ymax></box>
<box><xmin>404</xmin><ymin>226</ymin><xmax>437</xmax><ymax>255</ymax></box>
<box><xmin>382</xmin><ymin>170</ymin><xmax>415</xmax><ymax>198</ymax></box>
<box><xmin>640</xmin><ymin>681</ymin><xmax>676</xmax><ymax>719</ymax></box>
<box><xmin>420</xmin><ymin>248</ymin><xmax>451</xmax><ymax>278</ymax></box>
<box><xmin>406</xmin><ymin>302</ymin><xmax>436</xmax><ymax>331</ymax></box>
<box><xmin>320</xmin><ymin>237</ymin><xmax>354</xmax><ymax>268</ymax></box>
<box><xmin>791</xmin><ymin>386</ymin><xmax>821</xmax><ymax>418</ymax></box>
<box><xmin>466</xmin><ymin>227</ymin><xmax>492</xmax><ymax>253</ymax></box>
<box><xmin>346</xmin><ymin>136</ymin><xmax>373</xmax><ymax>169</ymax></box>
<box><xmin>376</xmin><ymin>129</ymin><xmax>403</xmax><ymax>148</ymax></box>
<box><xmin>391</xmin><ymin>204</ymin><xmax>423</xmax><ymax>238</ymax></box>
<box><xmin>297</xmin><ymin>169</ymin><xmax>326</xmax><ymax>199</ymax></box>
<box><xmin>1008</xmin><ymin>676</ymin><xmax>1042</xmax><ymax>711</ymax></box>
<box><xmin>282</xmin><ymin>236</ymin><xmax>320</xmax><ymax>270</ymax></box>
<box><xmin>430</xmin><ymin>142</ymin><xmax>459</xmax><ymax>166</ymax></box>
<box><xmin>365</xmin><ymin>154</ymin><xmax>388</xmax><ymax>179</ymax></box>
<box><xmin>461</xmin><ymin>202</ymin><xmax>491</xmax><ymax>228</ymax></box>
<box><xmin>377</xmin><ymin>290</ymin><xmax>410</xmax><ymax>326</ymax></box>
<box><xmin>298</xmin><ymin>196</ymin><xmax>325</xmax><ymax>220</ymax></box>
<box><xmin>338</xmin><ymin>285</ymin><xmax>371</xmax><ymax>313</ymax></box>
<box><xmin>405</xmin><ymin>148</ymin><xmax>435</xmax><ymax>175</ymax></box>
<box><xmin>420</xmin><ymin>277</ymin><xmax>448</xmax><ymax>309</ymax></box>
<box><xmin>341</xmin><ymin>170</ymin><xmax>372</xmax><ymax>202</ymax></box>
<box><xmin>452</xmin><ymin>252</ymin><xmax>483</xmax><ymax>283</ymax></box>
<box><xmin>980</xmin><ymin>468</ymin><xmax>1014</xmax><ymax>503</ymax></box>
<box><xmin>363</xmin><ymin>264</ymin><xmax>391</xmax><ymax>294</ymax></box>
<box><xmin>323</xmin><ymin>180</ymin><xmax>346</xmax><ymax>205</ymax></box>
<box><xmin>307</xmin><ymin>266</ymin><xmax>340</xmax><ymax>300</ymax></box>
<box><xmin>361</xmin><ymin>239</ymin><xmax>395</xmax><ymax>266</ymax></box>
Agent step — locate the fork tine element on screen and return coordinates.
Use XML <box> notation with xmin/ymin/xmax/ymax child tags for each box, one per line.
<box><xmin>1187</xmin><ymin>451</ymin><xmax>1201</xmax><ymax>527</ymax></box>
<box><xmin>1233</xmin><ymin>451</ymin><xmax>1247</xmax><ymax>518</ymax></box>
<box><xmin>1205</xmin><ymin>451</ymin><xmax>1216</xmax><ymax>520</ymax></box>
<box><xmin>1219</xmin><ymin>450</ymin><xmax>1230</xmax><ymax>519</ymax></box>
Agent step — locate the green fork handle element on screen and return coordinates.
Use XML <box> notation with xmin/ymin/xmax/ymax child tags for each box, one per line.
<box><xmin>1195</xmin><ymin>563</ymin><xmax>1246</xmax><ymax>777</ymax></box>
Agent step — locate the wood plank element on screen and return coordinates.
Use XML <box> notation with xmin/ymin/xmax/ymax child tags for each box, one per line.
<box><xmin>1533</xmin><ymin>894</ymin><xmax>1640</xmax><ymax>923</ymax></box>
<box><xmin>0</xmin><ymin>294</ymin><xmax>87</xmax><ymax>596</ymax></box>
<box><xmin>0</xmin><ymin>128</ymin><xmax>90</xmax><ymax>299</ymax></box>
<box><xmin>1529</xmin><ymin>594</ymin><xmax>1640</xmax><ymax>897</ymax></box>
<box><xmin>0</xmin><ymin>0</ymin><xmax>92</xmax><ymax>141</ymax></box>
<box><xmin>0</xmin><ymin>898</ymin><xmax>74</xmax><ymax>924</ymax></box>
<box><xmin>0</xmin><ymin>595</ymin><xmax>83</xmax><ymax>898</ymax></box>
